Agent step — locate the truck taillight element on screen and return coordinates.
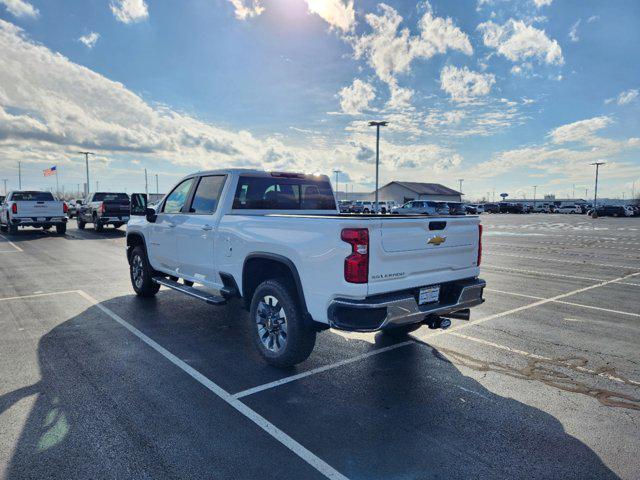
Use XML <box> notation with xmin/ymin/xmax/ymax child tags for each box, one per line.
<box><xmin>477</xmin><ymin>224</ymin><xmax>483</xmax><ymax>266</ymax></box>
<box><xmin>101</xmin><ymin>202</ymin><xmax>106</xmax><ymax>214</ymax></box>
<box><xmin>341</xmin><ymin>228</ymin><xmax>369</xmax><ymax>283</ymax></box>
<box><xmin>63</xmin><ymin>202</ymin><xmax>68</xmax><ymax>214</ymax></box>
<box><xmin>11</xmin><ymin>203</ymin><xmax>17</xmax><ymax>214</ymax></box>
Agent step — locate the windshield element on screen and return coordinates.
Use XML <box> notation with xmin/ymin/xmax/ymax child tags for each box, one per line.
<box><xmin>11</xmin><ymin>191</ymin><xmax>55</xmax><ymax>201</ymax></box>
<box><xmin>93</xmin><ymin>193</ymin><xmax>129</xmax><ymax>202</ymax></box>
<box><xmin>233</xmin><ymin>175</ymin><xmax>336</xmax><ymax>210</ymax></box>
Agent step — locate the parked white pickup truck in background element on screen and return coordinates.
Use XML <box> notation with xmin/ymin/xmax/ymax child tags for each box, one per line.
<box><xmin>0</xmin><ymin>191</ymin><xmax>67</xmax><ymax>235</ymax></box>
<box><xmin>126</xmin><ymin>170</ymin><xmax>485</xmax><ymax>366</ymax></box>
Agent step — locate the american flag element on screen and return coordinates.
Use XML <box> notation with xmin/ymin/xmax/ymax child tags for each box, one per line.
<box><xmin>43</xmin><ymin>165</ymin><xmax>57</xmax><ymax>176</ymax></box>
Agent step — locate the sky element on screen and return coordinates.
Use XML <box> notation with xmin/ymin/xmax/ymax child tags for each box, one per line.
<box><xmin>0</xmin><ymin>0</ymin><xmax>639</xmax><ymax>201</ymax></box>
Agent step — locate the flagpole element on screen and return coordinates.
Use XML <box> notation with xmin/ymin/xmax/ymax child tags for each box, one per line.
<box><xmin>55</xmin><ymin>170</ymin><xmax>59</xmax><ymax>197</ymax></box>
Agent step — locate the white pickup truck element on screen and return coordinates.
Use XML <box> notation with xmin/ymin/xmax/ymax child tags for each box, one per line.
<box><xmin>0</xmin><ymin>191</ymin><xmax>68</xmax><ymax>235</ymax></box>
<box><xmin>126</xmin><ymin>170</ymin><xmax>485</xmax><ymax>366</ymax></box>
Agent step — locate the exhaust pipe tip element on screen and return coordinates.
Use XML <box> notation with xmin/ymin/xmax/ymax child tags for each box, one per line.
<box><xmin>441</xmin><ymin>309</ymin><xmax>471</xmax><ymax>321</ymax></box>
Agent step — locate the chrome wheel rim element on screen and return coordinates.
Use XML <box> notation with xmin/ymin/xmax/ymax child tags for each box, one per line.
<box><xmin>256</xmin><ymin>295</ymin><xmax>287</xmax><ymax>353</ymax></box>
<box><xmin>131</xmin><ymin>255</ymin><xmax>144</xmax><ymax>289</ymax></box>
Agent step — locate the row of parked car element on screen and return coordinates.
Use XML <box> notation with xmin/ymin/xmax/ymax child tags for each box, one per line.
<box><xmin>335</xmin><ymin>199</ymin><xmax>640</xmax><ymax>217</ymax></box>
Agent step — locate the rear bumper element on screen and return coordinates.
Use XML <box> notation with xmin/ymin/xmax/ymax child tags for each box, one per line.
<box><xmin>11</xmin><ymin>217</ymin><xmax>67</xmax><ymax>227</ymax></box>
<box><xmin>98</xmin><ymin>216</ymin><xmax>129</xmax><ymax>224</ymax></box>
<box><xmin>328</xmin><ymin>277</ymin><xmax>485</xmax><ymax>332</ymax></box>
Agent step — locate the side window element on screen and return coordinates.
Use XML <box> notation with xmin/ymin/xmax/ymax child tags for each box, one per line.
<box><xmin>189</xmin><ymin>176</ymin><xmax>226</xmax><ymax>214</ymax></box>
<box><xmin>162</xmin><ymin>178</ymin><xmax>195</xmax><ymax>214</ymax></box>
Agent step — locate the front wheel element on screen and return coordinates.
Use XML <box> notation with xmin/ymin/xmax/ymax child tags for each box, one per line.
<box><xmin>8</xmin><ymin>224</ymin><xmax>18</xmax><ymax>235</ymax></box>
<box><xmin>129</xmin><ymin>246</ymin><xmax>160</xmax><ymax>297</ymax></box>
<box><xmin>250</xmin><ymin>279</ymin><xmax>316</xmax><ymax>367</ymax></box>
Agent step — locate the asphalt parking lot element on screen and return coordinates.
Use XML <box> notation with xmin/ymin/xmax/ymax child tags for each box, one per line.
<box><xmin>1</xmin><ymin>214</ymin><xmax>639</xmax><ymax>480</ymax></box>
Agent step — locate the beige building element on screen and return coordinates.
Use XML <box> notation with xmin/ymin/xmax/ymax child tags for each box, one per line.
<box><xmin>374</xmin><ymin>181</ymin><xmax>462</xmax><ymax>204</ymax></box>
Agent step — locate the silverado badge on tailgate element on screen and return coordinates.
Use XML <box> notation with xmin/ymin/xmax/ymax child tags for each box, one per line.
<box><xmin>427</xmin><ymin>235</ymin><xmax>447</xmax><ymax>246</ymax></box>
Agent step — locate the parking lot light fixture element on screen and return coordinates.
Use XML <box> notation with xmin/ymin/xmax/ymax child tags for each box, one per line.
<box><xmin>78</xmin><ymin>151</ymin><xmax>94</xmax><ymax>197</ymax></box>
<box><xmin>333</xmin><ymin>170</ymin><xmax>342</xmax><ymax>202</ymax></box>
<box><xmin>369</xmin><ymin>121</ymin><xmax>388</xmax><ymax>213</ymax></box>
<box><xmin>590</xmin><ymin>161</ymin><xmax>606</xmax><ymax>217</ymax></box>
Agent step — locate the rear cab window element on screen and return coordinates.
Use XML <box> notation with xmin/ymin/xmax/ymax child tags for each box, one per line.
<box><xmin>232</xmin><ymin>174</ymin><xmax>336</xmax><ymax>211</ymax></box>
<box><xmin>93</xmin><ymin>193</ymin><xmax>129</xmax><ymax>202</ymax></box>
<box><xmin>11</xmin><ymin>191</ymin><xmax>55</xmax><ymax>201</ymax></box>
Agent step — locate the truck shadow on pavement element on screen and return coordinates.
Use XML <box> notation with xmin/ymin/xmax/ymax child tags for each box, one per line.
<box><xmin>0</xmin><ymin>292</ymin><xmax>623</xmax><ymax>480</ymax></box>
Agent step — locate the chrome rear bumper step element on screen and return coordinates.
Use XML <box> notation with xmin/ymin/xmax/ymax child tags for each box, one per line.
<box><xmin>152</xmin><ymin>277</ymin><xmax>226</xmax><ymax>305</ymax></box>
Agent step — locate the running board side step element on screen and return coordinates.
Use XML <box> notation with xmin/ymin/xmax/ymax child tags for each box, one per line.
<box><xmin>152</xmin><ymin>277</ymin><xmax>226</xmax><ymax>305</ymax></box>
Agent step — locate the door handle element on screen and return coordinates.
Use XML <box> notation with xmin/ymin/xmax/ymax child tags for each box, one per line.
<box><xmin>201</xmin><ymin>224</ymin><xmax>213</xmax><ymax>231</ymax></box>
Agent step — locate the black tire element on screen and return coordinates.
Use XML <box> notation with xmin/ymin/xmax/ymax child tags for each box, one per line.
<box><xmin>129</xmin><ymin>246</ymin><xmax>160</xmax><ymax>297</ymax></box>
<box><xmin>183</xmin><ymin>280</ymin><xmax>194</xmax><ymax>287</ymax></box>
<box><xmin>0</xmin><ymin>224</ymin><xmax>7</xmax><ymax>232</ymax></box>
<box><xmin>382</xmin><ymin>322</ymin><xmax>422</xmax><ymax>338</ymax></box>
<box><xmin>8</xmin><ymin>224</ymin><xmax>18</xmax><ymax>235</ymax></box>
<box><xmin>93</xmin><ymin>217</ymin><xmax>104</xmax><ymax>232</ymax></box>
<box><xmin>77</xmin><ymin>218</ymin><xmax>86</xmax><ymax>230</ymax></box>
<box><xmin>42</xmin><ymin>225</ymin><xmax>52</xmax><ymax>230</ymax></box>
<box><xmin>250</xmin><ymin>279</ymin><xmax>316</xmax><ymax>367</ymax></box>
<box><xmin>56</xmin><ymin>224</ymin><xmax>66</xmax><ymax>235</ymax></box>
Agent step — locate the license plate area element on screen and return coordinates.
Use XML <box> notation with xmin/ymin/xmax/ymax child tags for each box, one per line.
<box><xmin>418</xmin><ymin>285</ymin><xmax>440</xmax><ymax>305</ymax></box>
<box><xmin>37</xmin><ymin>217</ymin><xmax>46</xmax><ymax>222</ymax></box>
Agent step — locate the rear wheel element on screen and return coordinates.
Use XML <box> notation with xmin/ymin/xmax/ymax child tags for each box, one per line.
<box><xmin>77</xmin><ymin>218</ymin><xmax>86</xmax><ymax>230</ymax></box>
<box><xmin>250</xmin><ymin>279</ymin><xmax>316</xmax><ymax>367</ymax></box>
<box><xmin>129</xmin><ymin>246</ymin><xmax>160</xmax><ymax>297</ymax></box>
<box><xmin>0</xmin><ymin>224</ymin><xmax>7</xmax><ymax>232</ymax></box>
<box><xmin>56</xmin><ymin>224</ymin><xmax>66</xmax><ymax>235</ymax></box>
<box><xmin>93</xmin><ymin>217</ymin><xmax>104</xmax><ymax>232</ymax></box>
<box><xmin>8</xmin><ymin>224</ymin><xmax>18</xmax><ymax>235</ymax></box>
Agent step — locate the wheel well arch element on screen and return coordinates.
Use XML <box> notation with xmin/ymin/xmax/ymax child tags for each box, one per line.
<box><xmin>242</xmin><ymin>253</ymin><xmax>308</xmax><ymax>316</ymax></box>
<box><xmin>126</xmin><ymin>232</ymin><xmax>147</xmax><ymax>263</ymax></box>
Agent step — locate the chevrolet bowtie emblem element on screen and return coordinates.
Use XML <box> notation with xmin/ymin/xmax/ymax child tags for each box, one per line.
<box><xmin>427</xmin><ymin>235</ymin><xmax>447</xmax><ymax>245</ymax></box>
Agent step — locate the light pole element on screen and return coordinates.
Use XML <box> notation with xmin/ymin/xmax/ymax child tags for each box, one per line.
<box><xmin>590</xmin><ymin>161</ymin><xmax>606</xmax><ymax>217</ymax></box>
<box><xmin>2</xmin><ymin>179</ymin><xmax>7</xmax><ymax>194</ymax></box>
<box><xmin>369</xmin><ymin>121</ymin><xmax>388</xmax><ymax>212</ymax></box>
<box><xmin>77</xmin><ymin>151</ymin><xmax>94</xmax><ymax>197</ymax></box>
<box><xmin>533</xmin><ymin>185</ymin><xmax>537</xmax><ymax>209</ymax></box>
<box><xmin>144</xmin><ymin>168</ymin><xmax>149</xmax><ymax>196</ymax></box>
<box><xmin>458</xmin><ymin>179</ymin><xmax>464</xmax><ymax>198</ymax></box>
<box><xmin>333</xmin><ymin>170</ymin><xmax>342</xmax><ymax>202</ymax></box>
<box><xmin>18</xmin><ymin>161</ymin><xmax>22</xmax><ymax>189</ymax></box>
<box><xmin>155</xmin><ymin>174</ymin><xmax>159</xmax><ymax>195</ymax></box>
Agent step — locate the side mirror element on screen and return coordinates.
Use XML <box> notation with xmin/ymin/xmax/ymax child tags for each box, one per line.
<box><xmin>145</xmin><ymin>207</ymin><xmax>157</xmax><ymax>223</ymax></box>
<box><xmin>130</xmin><ymin>193</ymin><xmax>148</xmax><ymax>216</ymax></box>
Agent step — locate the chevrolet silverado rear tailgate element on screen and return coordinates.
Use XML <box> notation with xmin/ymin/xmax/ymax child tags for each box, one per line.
<box><xmin>368</xmin><ymin>215</ymin><xmax>480</xmax><ymax>295</ymax></box>
<box><xmin>13</xmin><ymin>201</ymin><xmax>63</xmax><ymax>218</ymax></box>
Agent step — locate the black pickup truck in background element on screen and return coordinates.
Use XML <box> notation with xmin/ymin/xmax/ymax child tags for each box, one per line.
<box><xmin>77</xmin><ymin>192</ymin><xmax>131</xmax><ymax>231</ymax></box>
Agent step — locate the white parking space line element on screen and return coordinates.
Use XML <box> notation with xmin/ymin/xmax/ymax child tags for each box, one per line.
<box><xmin>483</xmin><ymin>265</ymin><xmax>608</xmax><ymax>282</ymax></box>
<box><xmin>75</xmin><ymin>290</ymin><xmax>348</xmax><ymax>480</ymax></box>
<box><xmin>485</xmin><ymin>241</ymin><xmax>640</xmax><ymax>253</ymax></box>
<box><xmin>486</xmin><ymin>288</ymin><xmax>640</xmax><ymax>317</ymax></box>
<box><xmin>446</xmin><ymin>332</ymin><xmax>640</xmax><ymax>387</ymax></box>
<box><xmin>233</xmin><ymin>271</ymin><xmax>640</xmax><ymax>399</ymax></box>
<box><xmin>485</xmin><ymin>251</ymin><xmax>638</xmax><ymax>269</ymax></box>
<box><xmin>0</xmin><ymin>290</ymin><xmax>81</xmax><ymax>303</ymax></box>
<box><xmin>614</xmin><ymin>281</ymin><xmax>640</xmax><ymax>287</ymax></box>
<box><xmin>232</xmin><ymin>341</ymin><xmax>414</xmax><ymax>399</ymax></box>
<box><xmin>0</xmin><ymin>234</ymin><xmax>23</xmax><ymax>252</ymax></box>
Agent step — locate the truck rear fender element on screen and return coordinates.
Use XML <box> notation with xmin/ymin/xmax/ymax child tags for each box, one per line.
<box><xmin>241</xmin><ymin>253</ymin><xmax>310</xmax><ymax>320</ymax></box>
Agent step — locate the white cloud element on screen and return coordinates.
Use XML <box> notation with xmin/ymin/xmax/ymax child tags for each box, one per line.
<box><xmin>304</xmin><ymin>0</ymin><xmax>354</xmax><ymax>32</ymax></box>
<box><xmin>78</xmin><ymin>32</ymin><xmax>100</xmax><ymax>49</ymax></box>
<box><xmin>386</xmin><ymin>84</ymin><xmax>413</xmax><ymax>111</ymax></box>
<box><xmin>548</xmin><ymin>116</ymin><xmax>612</xmax><ymax>144</ymax></box>
<box><xmin>228</xmin><ymin>0</ymin><xmax>264</xmax><ymax>20</ymax></box>
<box><xmin>478</xmin><ymin>19</ymin><xmax>563</xmax><ymax>65</ymax></box>
<box><xmin>587</xmin><ymin>15</ymin><xmax>599</xmax><ymax>23</ymax></box>
<box><xmin>533</xmin><ymin>0</ymin><xmax>553</xmax><ymax>8</ymax></box>
<box><xmin>439</xmin><ymin>65</ymin><xmax>495</xmax><ymax>102</ymax></box>
<box><xmin>338</xmin><ymin>79</ymin><xmax>376</xmax><ymax>114</ymax></box>
<box><xmin>616</xmin><ymin>89</ymin><xmax>639</xmax><ymax>105</ymax></box>
<box><xmin>0</xmin><ymin>0</ymin><xmax>38</xmax><ymax>18</ymax></box>
<box><xmin>569</xmin><ymin>19</ymin><xmax>580</xmax><ymax>42</ymax></box>
<box><xmin>110</xmin><ymin>0</ymin><xmax>148</xmax><ymax>24</ymax></box>
<box><xmin>352</xmin><ymin>3</ymin><xmax>472</xmax><ymax>86</ymax></box>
